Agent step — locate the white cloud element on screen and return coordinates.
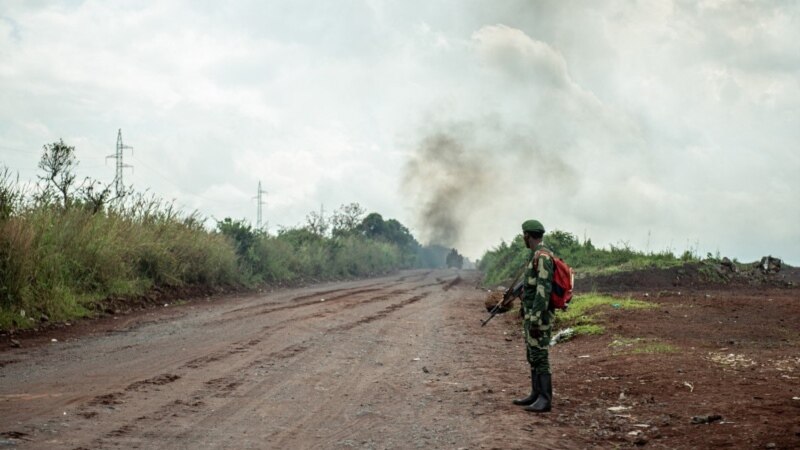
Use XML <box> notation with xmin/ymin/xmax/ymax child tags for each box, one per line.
<box><xmin>1</xmin><ymin>0</ymin><xmax>798</xmax><ymax>263</ymax></box>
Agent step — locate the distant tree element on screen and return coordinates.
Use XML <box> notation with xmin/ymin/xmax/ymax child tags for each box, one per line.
<box><xmin>544</xmin><ymin>230</ymin><xmax>579</xmax><ymax>254</ymax></box>
<box><xmin>305</xmin><ymin>209</ymin><xmax>329</xmax><ymax>236</ymax></box>
<box><xmin>331</xmin><ymin>202</ymin><xmax>366</xmax><ymax>237</ymax></box>
<box><xmin>358</xmin><ymin>212</ymin><xmax>385</xmax><ymax>239</ymax></box>
<box><xmin>277</xmin><ymin>227</ymin><xmax>322</xmax><ymax>247</ymax></box>
<box><xmin>37</xmin><ymin>139</ymin><xmax>78</xmax><ymax>208</ymax></box>
<box><xmin>383</xmin><ymin>218</ymin><xmax>416</xmax><ymax>248</ymax></box>
<box><xmin>446</xmin><ymin>248</ymin><xmax>464</xmax><ymax>269</ymax></box>
<box><xmin>357</xmin><ymin>213</ymin><xmax>418</xmax><ymax>248</ymax></box>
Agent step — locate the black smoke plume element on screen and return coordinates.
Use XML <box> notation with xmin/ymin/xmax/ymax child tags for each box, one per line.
<box><xmin>402</xmin><ymin>129</ymin><xmax>494</xmax><ymax>247</ymax></box>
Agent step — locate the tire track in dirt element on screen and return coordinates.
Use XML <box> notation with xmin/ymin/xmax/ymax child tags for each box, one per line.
<box><xmin>287</xmin><ymin>284</ymin><xmax>387</xmax><ymax>303</ymax></box>
<box><xmin>395</xmin><ymin>270</ymin><xmax>433</xmax><ymax>282</ymax></box>
<box><xmin>64</xmin><ymin>286</ymin><xmax>436</xmax><ymax>449</ymax></box>
<box><xmin>220</xmin><ymin>281</ymin><xmax>389</xmax><ymax>317</ymax></box>
<box><xmin>92</xmin><ymin>278</ymin><xmax>438</xmax><ymax>404</ymax></box>
<box><xmin>209</xmin><ymin>278</ymin><xmax>431</xmax><ymax>334</ymax></box>
<box><xmin>179</xmin><ymin>287</ymin><xmax>411</xmax><ymax>372</ymax></box>
<box><xmin>260</xmin><ymin>285</ymin><xmax>463</xmax><ymax>448</ymax></box>
<box><xmin>168</xmin><ymin>290</ymin><xmax>435</xmax><ymax>447</ymax></box>
<box><xmin>212</xmin><ymin>285</ymin><xmax>397</xmax><ymax>326</ymax></box>
<box><xmin>328</xmin><ymin>294</ymin><xmax>428</xmax><ymax>333</ymax></box>
<box><xmin>125</xmin><ymin>374</ymin><xmax>181</xmax><ymax>392</ymax></box>
<box><xmin>442</xmin><ymin>274</ymin><xmax>462</xmax><ymax>291</ymax></box>
<box><xmin>72</xmin><ymin>284</ymin><xmax>408</xmax><ymax>413</ymax></box>
<box><xmin>217</xmin><ymin>290</ymin><xmax>430</xmax><ymax>384</ymax></box>
<box><xmin>181</xmin><ymin>338</ymin><xmax>263</xmax><ymax>370</ymax></box>
<box><xmin>75</xmin><ymin>373</ymin><xmax>184</xmax><ymax>421</ymax></box>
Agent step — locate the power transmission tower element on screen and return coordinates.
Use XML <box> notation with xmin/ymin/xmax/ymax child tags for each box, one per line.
<box><xmin>106</xmin><ymin>129</ymin><xmax>133</xmax><ymax>196</ymax></box>
<box><xmin>253</xmin><ymin>181</ymin><xmax>268</xmax><ymax>230</ymax></box>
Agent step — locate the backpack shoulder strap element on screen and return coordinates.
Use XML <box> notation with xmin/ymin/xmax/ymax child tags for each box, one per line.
<box><xmin>532</xmin><ymin>248</ymin><xmax>553</xmax><ymax>270</ymax></box>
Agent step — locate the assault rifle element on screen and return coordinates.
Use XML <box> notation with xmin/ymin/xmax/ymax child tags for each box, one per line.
<box><xmin>481</xmin><ymin>264</ymin><xmax>526</xmax><ymax>327</ymax></box>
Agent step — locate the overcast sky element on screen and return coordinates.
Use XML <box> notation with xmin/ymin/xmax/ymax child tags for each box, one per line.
<box><xmin>1</xmin><ymin>0</ymin><xmax>798</xmax><ymax>263</ymax></box>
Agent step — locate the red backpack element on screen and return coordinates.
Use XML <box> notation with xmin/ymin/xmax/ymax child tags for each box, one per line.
<box><xmin>534</xmin><ymin>249</ymin><xmax>575</xmax><ymax>310</ymax></box>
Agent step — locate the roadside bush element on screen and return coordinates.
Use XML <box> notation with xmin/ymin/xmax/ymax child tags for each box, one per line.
<box><xmin>138</xmin><ymin>220</ymin><xmax>240</xmax><ymax>286</ymax></box>
<box><xmin>242</xmin><ymin>235</ymin><xmax>295</xmax><ymax>283</ymax></box>
<box><xmin>479</xmin><ymin>236</ymin><xmax>529</xmax><ymax>287</ymax></box>
<box><xmin>329</xmin><ymin>235</ymin><xmax>401</xmax><ymax>277</ymax></box>
<box><xmin>479</xmin><ymin>229</ymin><xmax>695</xmax><ymax>287</ymax></box>
<box><xmin>0</xmin><ymin>217</ymin><xmax>36</xmax><ymax>314</ymax></box>
<box><xmin>0</xmin><ymin>208</ymin><xmax>139</xmax><ymax>326</ymax></box>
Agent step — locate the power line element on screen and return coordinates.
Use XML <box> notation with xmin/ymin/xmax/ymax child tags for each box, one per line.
<box><xmin>130</xmin><ymin>155</ymin><xmax>235</xmax><ymax>207</ymax></box>
<box><xmin>0</xmin><ymin>166</ymin><xmax>38</xmax><ymax>173</ymax></box>
<box><xmin>0</xmin><ymin>145</ymin><xmax>38</xmax><ymax>154</ymax></box>
<box><xmin>0</xmin><ymin>164</ymin><xmax>110</xmax><ymax>174</ymax></box>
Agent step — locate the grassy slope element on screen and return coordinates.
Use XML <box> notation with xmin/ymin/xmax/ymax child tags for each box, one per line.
<box><xmin>479</xmin><ymin>231</ymin><xmax>695</xmax><ymax>288</ymax></box>
<box><xmin>0</xmin><ymin>206</ymin><xmax>408</xmax><ymax>330</ymax></box>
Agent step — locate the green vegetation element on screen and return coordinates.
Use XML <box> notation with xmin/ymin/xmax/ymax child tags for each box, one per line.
<box><xmin>478</xmin><ymin>237</ymin><xmax>531</xmax><ymax>288</ymax></box>
<box><xmin>573</xmin><ymin>323</ymin><xmax>605</xmax><ymax>336</ymax></box>
<box><xmin>0</xmin><ymin>140</ymin><xmax>429</xmax><ymax>330</ymax></box>
<box><xmin>479</xmin><ymin>230</ymin><xmax>697</xmax><ymax>287</ymax></box>
<box><xmin>216</xmin><ymin>215</ymin><xmax>409</xmax><ymax>284</ymax></box>
<box><xmin>559</xmin><ymin>294</ymin><xmax>654</xmax><ymax>321</ymax></box>
<box><xmin>556</xmin><ymin>293</ymin><xmax>655</xmax><ymax>337</ymax></box>
<box><xmin>0</xmin><ymin>194</ymin><xmax>240</xmax><ymax>329</ymax></box>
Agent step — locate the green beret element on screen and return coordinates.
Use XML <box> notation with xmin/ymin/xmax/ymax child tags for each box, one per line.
<box><xmin>521</xmin><ymin>219</ymin><xmax>545</xmax><ymax>233</ymax></box>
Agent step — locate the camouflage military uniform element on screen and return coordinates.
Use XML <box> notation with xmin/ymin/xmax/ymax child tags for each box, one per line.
<box><xmin>522</xmin><ymin>242</ymin><xmax>555</xmax><ymax>374</ymax></box>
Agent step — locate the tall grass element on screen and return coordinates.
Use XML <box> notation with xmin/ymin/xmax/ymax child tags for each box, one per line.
<box><xmin>0</xmin><ymin>199</ymin><xmax>241</xmax><ymax>329</ymax></box>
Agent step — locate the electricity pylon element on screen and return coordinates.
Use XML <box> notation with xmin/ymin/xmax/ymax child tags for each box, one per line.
<box><xmin>106</xmin><ymin>129</ymin><xmax>133</xmax><ymax>196</ymax></box>
<box><xmin>253</xmin><ymin>181</ymin><xmax>267</xmax><ymax>230</ymax></box>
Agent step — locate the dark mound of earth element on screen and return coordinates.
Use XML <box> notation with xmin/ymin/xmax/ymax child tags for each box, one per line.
<box><xmin>577</xmin><ymin>262</ymin><xmax>798</xmax><ymax>293</ymax></box>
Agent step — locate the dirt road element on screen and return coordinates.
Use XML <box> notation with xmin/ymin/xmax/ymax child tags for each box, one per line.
<box><xmin>0</xmin><ymin>270</ymin><xmax>568</xmax><ymax>449</ymax></box>
<box><xmin>3</xmin><ymin>268</ymin><xmax>798</xmax><ymax>449</ymax></box>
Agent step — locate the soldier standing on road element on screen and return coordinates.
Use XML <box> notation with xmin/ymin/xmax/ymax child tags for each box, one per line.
<box><xmin>512</xmin><ymin>220</ymin><xmax>555</xmax><ymax>413</ymax></box>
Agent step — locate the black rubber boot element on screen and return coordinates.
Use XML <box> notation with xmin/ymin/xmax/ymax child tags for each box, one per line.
<box><xmin>512</xmin><ymin>369</ymin><xmax>539</xmax><ymax>406</ymax></box>
<box><xmin>525</xmin><ymin>373</ymin><xmax>552</xmax><ymax>412</ymax></box>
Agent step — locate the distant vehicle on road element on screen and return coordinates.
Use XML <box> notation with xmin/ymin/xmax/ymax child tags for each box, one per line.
<box><xmin>446</xmin><ymin>248</ymin><xmax>464</xmax><ymax>269</ymax></box>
